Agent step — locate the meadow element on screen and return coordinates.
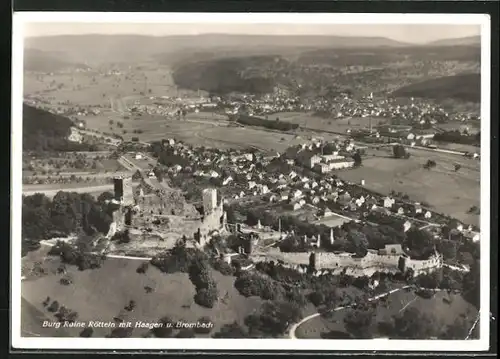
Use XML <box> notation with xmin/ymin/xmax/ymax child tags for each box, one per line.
<box><xmin>21</xmin><ymin>248</ymin><xmax>264</xmax><ymax>338</ymax></box>
<box><xmin>338</xmin><ymin>148</ymin><xmax>480</xmax><ymax>227</ymax></box>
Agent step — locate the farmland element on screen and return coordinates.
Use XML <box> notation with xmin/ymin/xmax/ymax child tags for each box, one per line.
<box><xmin>338</xmin><ymin>147</ymin><xmax>480</xmax><ymax>227</ymax></box>
<box><xmin>273</xmin><ymin>111</ymin><xmax>388</xmax><ymax>134</ymax></box>
<box><xmin>295</xmin><ymin>289</ymin><xmax>478</xmax><ymax>339</ymax></box>
<box><xmin>21</xmin><ymin>248</ymin><xmax>264</xmax><ymax>338</ymax></box>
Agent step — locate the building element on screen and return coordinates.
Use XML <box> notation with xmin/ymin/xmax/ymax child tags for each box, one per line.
<box><xmin>202</xmin><ymin>188</ymin><xmax>218</xmax><ymax>215</ymax></box>
<box><xmin>113</xmin><ymin>176</ymin><xmax>134</xmax><ymax>206</ymax></box>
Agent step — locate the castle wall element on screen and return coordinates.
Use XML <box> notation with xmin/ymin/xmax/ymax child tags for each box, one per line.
<box><xmin>257</xmin><ymin>248</ymin><xmax>442</xmax><ymax>276</ymax></box>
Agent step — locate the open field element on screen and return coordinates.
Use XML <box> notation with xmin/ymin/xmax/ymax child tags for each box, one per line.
<box><xmin>21</xmin><ymin>248</ymin><xmax>264</xmax><ymax>338</ymax></box>
<box><xmin>295</xmin><ymin>289</ymin><xmax>478</xmax><ymax>339</ymax></box>
<box><xmin>273</xmin><ymin>112</ymin><xmax>388</xmax><ymax>134</ymax></box>
<box><xmin>24</xmin><ymin>66</ymin><xmax>179</xmax><ymax>107</ymax></box>
<box><xmin>313</xmin><ymin>213</ymin><xmax>354</xmax><ymax>228</ymax></box>
<box><xmin>338</xmin><ymin>148</ymin><xmax>480</xmax><ymax>226</ymax></box>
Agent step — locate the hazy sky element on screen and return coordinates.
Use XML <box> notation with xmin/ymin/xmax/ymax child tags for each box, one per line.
<box><xmin>23</xmin><ymin>23</ymin><xmax>481</xmax><ymax>44</ymax></box>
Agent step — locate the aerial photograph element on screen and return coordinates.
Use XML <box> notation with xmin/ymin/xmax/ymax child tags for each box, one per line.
<box><xmin>17</xmin><ymin>19</ymin><xmax>483</xmax><ymax>343</ymax></box>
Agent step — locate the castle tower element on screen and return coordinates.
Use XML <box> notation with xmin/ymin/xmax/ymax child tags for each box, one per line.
<box><xmin>202</xmin><ymin>188</ymin><xmax>218</xmax><ymax>215</ymax></box>
<box><xmin>257</xmin><ymin>219</ymin><xmax>262</xmax><ymax>230</ymax></box>
<box><xmin>114</xmin><ymin>176</ymin><xmax>134</xmax><ymax>206</ymax></box>
<box><xmin>330</xmin><ymin>228</ymin><xmax>335</xmax><ymax>245</ymax></box>
<box><xmin>316</xmin><ymin>234</ymin><xmax>321</xmax><ymax>248</ymax></box>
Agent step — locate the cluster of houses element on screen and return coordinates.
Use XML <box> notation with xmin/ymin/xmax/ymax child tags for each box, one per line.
<box><xmin>283</xmin><ymin>138</ymin><xmax>361</xmax><ymax>174</ymax></box>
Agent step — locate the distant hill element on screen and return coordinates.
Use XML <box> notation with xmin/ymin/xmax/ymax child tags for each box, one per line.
<box><xmin>25</xmin><ymin>34</ymin><xmax>411</xmax><ymax>64</ymax></box>
<box><xmin>391</xmin><ymin>74</ymin><xmax>480</xmax><ymax>103</ymax></box>
<box><xmin>23</xmin><ymin>104</ymin><xmax>95</xmax><ymax>151</ymax></box>
<box><xmin>427</xmin><ymin>36</ymin><xmax>481</xmax><ymax>47</ymax></box>
<box><xmin>24</xmin><ymin>49</ymin><xmax>89</xmax><ymax>72</ymax></box>
<box><xmin>172</xmin><ymin>55</ymin><xmax>287</xmax><ymax>95</ymax></box>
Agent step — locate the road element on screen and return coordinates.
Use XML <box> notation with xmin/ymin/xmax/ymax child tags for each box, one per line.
<box><xmin>22</xmin><ymin>184</ymin><xmax>114</xmax><ymax>198</ymax></box>
<box><xmin>288</xmin><ymin>286</ymin><xmax>410</xmax><ymax>339</ymax></box>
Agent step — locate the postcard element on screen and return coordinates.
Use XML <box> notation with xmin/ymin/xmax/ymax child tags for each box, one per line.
<box><xmin>11</xmin><ymin>11</ymin><xmax>491</xmax><ymax>351</ymax></box>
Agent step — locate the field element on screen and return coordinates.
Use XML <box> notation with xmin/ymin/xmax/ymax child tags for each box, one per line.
<box><xmin>273</xmin><ymin>112</ymin><xmax>388</xmax><ymax>134</ymax></box>
<box><xmin>313</xmin><ymin>213</ymin><xmax>354</xmax><ymax>228</ymax></box>
<box><xmin>338</xmin><ymin>148</ymin><xmax>480</xmax><ymax>226</ymax></box>
<box><xmin>295</xmin><ymin>289</ymin><xmax>478</xmax><ymax>339</ymax></box>
<box><xmin>21</xmin><ymin>248</ymin><xmax>264</xmax><ymax>338</ymax></box>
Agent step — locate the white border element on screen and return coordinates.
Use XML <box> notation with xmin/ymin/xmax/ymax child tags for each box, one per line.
<box><xmin>11</xmin><ymin>12</ymin><xmax>491</xmax><ymax>351</ymax></box>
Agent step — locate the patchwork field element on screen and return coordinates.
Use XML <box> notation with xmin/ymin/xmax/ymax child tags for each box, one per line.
<box><xmin>338</xmin><ymin>148</ymin><xmax>480</xmax><ymax>226</ymax></box>
<box><xmin>21</xmin><ymin>248</ymin><xmax>264</xmax><ymax>338</ymax></box>
<box><xmin>295</xmin><ymin>289</ymin><xmax>478</xmax><ymax>339</ymax></box>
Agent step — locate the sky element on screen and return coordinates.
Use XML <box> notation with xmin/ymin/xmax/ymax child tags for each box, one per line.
<box><xmin>23</xmin><ymin>22</ymin><xmax>481</xmax><ymax>44</ymax></box>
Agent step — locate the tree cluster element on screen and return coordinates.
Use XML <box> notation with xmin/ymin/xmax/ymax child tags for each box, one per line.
<box><xmin>244</xmin><ymin>301</ymin><xmax>302</xmax><ymax>337</ymax></box>
<box><xmin>22</xmin><ymin>192</ymin><xmax>113</xmax><ymax>256</ymax></box>
<box><xmin>237</xmin><ymin>114</ymin><xmax>299</xmax><ymax>132</ymax></box>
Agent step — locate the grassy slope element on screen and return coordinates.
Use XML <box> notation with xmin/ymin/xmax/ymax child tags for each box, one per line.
<box><xmin>21</xmin><ymin>249</ymin><xmax>263</xmax><ymax>338</ymax></box>
<box><xmin>296</xmin><ymin>289</ymin><xmax>478</xmax><ymax>339</ymax></box>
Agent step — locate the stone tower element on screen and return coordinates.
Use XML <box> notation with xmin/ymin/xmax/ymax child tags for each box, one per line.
<box><xmin>114</xmin><ymin>176</ymin><xmax>134</xmax><ymax>206</ymax></box>
<box><xmin>202</xmin><ymin>188</ymin><xmax>218</xmax><ymax>215</ymax></box>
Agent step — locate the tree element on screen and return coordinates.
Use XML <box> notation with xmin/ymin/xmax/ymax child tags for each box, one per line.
<box><xmin>194</xmin><ymin>316</ymin><xmax>213</xmax><ymax>334</ymax></box>
<box><xmin>194</xmin><ymin>287</ymin><xmax>218</xmax><ymax>308</ymax></box>
<box><xmin>454</xmin><ymin>164</ymin><xmax>462</xmax><ymax>172</ymax></box>
<box><xmin>212</xmin><ymin>321</ymin><xmax>250</xmax><ymax>338</ymax></box>
<box><xmin>245</xmin><ymin>301</ymin><xmax>301</xmax><ymax>337</ymax></box>
<box><xmin>343</xmin><ymin>307</ymin><xmax>375</xmax><ymax>339</ymax></box>
<box><xmin>393</xmin><ymin>145</ymin><xmax>407</xmax><ymax>159</ymax></box>
<box><xmin>47</xmin><ymin>300</ymin><xmax>60</xmax><ymax>312</ymax></box>
<box><xmin>152</xmin><ymin>316</ymin><xmax>174</xmax><ymax>338</ymax></box>
<box><xmin>79</xmin><ymin>327</ymin><xmax>94</xmax><ymax>337</ymax></box>
<box><xmin>353</xmin><ymin>151</ymin><xmax>362</xmax><ymax>167</ymax></box>
<box><xmin>392</xmin><ymin>307</ymin><xmax>439</xmax><ymax>339</ymax></box>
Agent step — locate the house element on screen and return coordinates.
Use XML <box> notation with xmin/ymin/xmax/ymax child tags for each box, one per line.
<box><xmin>135</xmin><ymin>153</ymin><xmax>143</xmax><ymax>160</ymax></box>
<box><xmin>292</xmin><ymin>189</ymin><xmax>303</xmax><ymax>199</ymax></box>
<box><xmin>222</xmin><ymin>176</ymin><xmax>233</xmax><ymax>186</ymax></box>
<box><xmin>383</xmin><ymin>197</ymin><xmax>395</xmax><ymax>208</ymax></box>
<box><xmin>248</xmin><ymin>181</ymin><xmax>257</xmax><ymax>190</ymax></box>
<box><xmin>403</xmin><ymin>221</ymin><xmax>412</xmax><ymax>232</ymax></box>
<box><xmin>314</xmin><ymin>163</ymin><xmax>331</xmax><ymax>174</ymax></box>
<box><xmin>424</xmin><ymin>211</ymin><xmax>432</xmax><ymax>219</ymax></box>
<box><xmin>397</xmin><ymin>207</ymin><xmax>405</xmax><ymax>215</ymax></box>
<box><xmin>329</xmin><ymin>158</ymin><xmax>355</xmax><ymax>170</ymax></box>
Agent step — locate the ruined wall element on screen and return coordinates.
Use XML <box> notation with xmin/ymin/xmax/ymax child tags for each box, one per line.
<box><xmin>260</xmin><ymin>248</ymin><xmax>440</xmax><ymax>276</ymax></box>
<box><xmin>403</xmin><ymin>254</ymin><xmax>443</xmax><ymax>275</ymax></box>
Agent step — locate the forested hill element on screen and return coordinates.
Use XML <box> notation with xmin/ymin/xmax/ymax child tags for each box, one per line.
<box><xmin>23</xmin><ymin>104</ymin><xmax>91</xmax><ymax>152</ymax></box>
<box><xmin>171</xmin><ymin>56</ymin><xmax>287</xmax><ymax>95</ymax></box>
<box><xmin>391</xmin><ymin>74</ymin><xmax>480</xmax><ymax>103</ymax></box>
